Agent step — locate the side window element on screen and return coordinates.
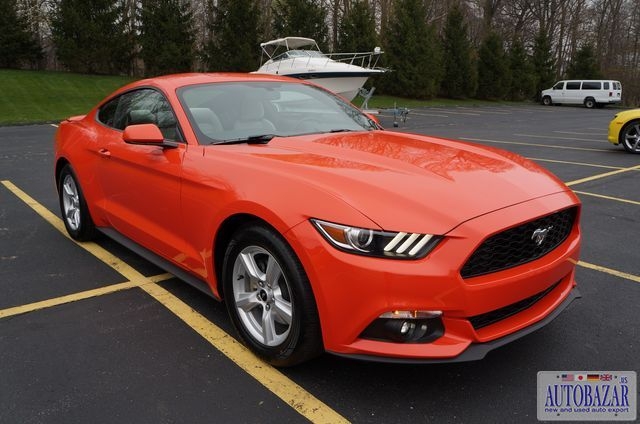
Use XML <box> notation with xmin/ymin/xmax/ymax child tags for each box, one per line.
<box><xmin>603</xmin><ymin>82</ymin><xmax>610</xmax><ymax>90</ymax></box>
<box><xmin>110</xmin><ymin>89</ymin><xmax>181</xmax><ymax>141</ymax></box>
<box><xmin>566</xmin><ymin>81</ymin><xmax>581</xmax><ymax>90</ymax></box>
<box><xmin>553</xmin><ymin>82</ymin><xmax>564</xmax><ymax>89</ymax></box>
<box><xmin>582</xmin><ymin>81</ymin><xmax>601</xmax><ymax>89</ymax></box>
<box><xmin>97</xmin><ymin>97</ymin><xmax>119</xmax><ymax>127</ymax></box>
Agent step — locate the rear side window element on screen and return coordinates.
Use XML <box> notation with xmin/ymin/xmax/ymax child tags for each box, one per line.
<box><xmin>603</xmin><ymin>82</ymin><xmax>610</xmax><ymax>90</ymax></box>
<box><xmin>581</xmin><ymin>81</ymin><xmax>601</xmax><ymax>89</ymax></box>
<box><xmin>566</xmin><ymin>82</ymin><xmax>581</xmax><ymax>90</ymax></box>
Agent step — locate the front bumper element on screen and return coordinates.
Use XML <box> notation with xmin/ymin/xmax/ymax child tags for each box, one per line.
<box><xmin>285</xmin><ymin>191</ymin><xmax>581</xmax><ymax>361</ymax></box>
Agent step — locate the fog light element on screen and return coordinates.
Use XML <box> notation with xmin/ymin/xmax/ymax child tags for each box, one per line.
<box><xmin>360</xmin><ymin>310</ymin><xmax>445</xmax><ymax>343</ymax></box>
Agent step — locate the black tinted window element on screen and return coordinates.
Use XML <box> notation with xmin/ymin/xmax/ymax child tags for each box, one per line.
<box><xmin>553</xmin><ymin>82</ymin><xmax>564</xmax><ymax>89</ymax></box>
<box><xmin>566</xmin><ymin>82</ymin><xmax>581</xmax><ymax>90</ymax></box>
<box><xmin>582</xmin><ymin>81</ymin><xmax>601</xmax><ymax>89</ymax></box>
<box><xmin>603</xmin><ymin>82</ymin><xmax>610</xmax><ymax>90</ymax></box>
<box><xmin>97</xmin><ymin>97</ymin><xmax>119</xmax><ymax>127</ymax></box>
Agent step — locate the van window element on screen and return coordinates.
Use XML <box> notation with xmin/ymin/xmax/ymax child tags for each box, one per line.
<box><xmin>566</xmin><ymin>82</ymin><xmax>581</xmax><ymax>90</ymax></box>
<box><xmin>603</xmin><ymin>82</ymin><xmax>610</xmax><ymax>90</ymax></box>
<box><xmin>614</xmin><ymin>82</ymin><xmax>621</xmax><ymax>90</ymax></box>
<box><xmin>553</xmin><ymin>82</ymin><xmax>564</xmax><ymax>89</ymax></box>
<box><xmin>582</xmin><ymin>81</ymin><xmax>601</xmax><ymax>90</ymax></box>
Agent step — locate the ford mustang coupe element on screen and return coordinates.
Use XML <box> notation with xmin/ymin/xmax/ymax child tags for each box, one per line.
<box><xmin>55</xmin><ymin>73</ymin><xmax>581</xmax><ymax>366</ymax></box>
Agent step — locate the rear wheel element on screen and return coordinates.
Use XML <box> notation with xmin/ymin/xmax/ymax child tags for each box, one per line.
<box><xmin>222</xmin><ymin>224</ymin><xmax>322</xmax><ymax>367</ymax></box>
<box><xmin>542</xmin><ymin>96</ymin><xmax>552</xmax><ymax>106</ymax></box>
<box><xmin>620</xmin><ymin>119</ymin><xmax>640</xmax><ymax>154</ymax></box>
<box><xmin>584</xmin><ymin>97</ymin><xmax>596</xmax><ymax>108</ymax></box>
<box><xmin>58</xmin><ymin>164</ymin><xmax>96</xmax><ymax>241</ymax></box>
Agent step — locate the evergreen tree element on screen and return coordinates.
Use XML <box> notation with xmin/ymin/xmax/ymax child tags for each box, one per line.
<box><xmin>204</xmin><ymin>0</ymin><xmax>261</xmax><ymax>71</ymax></box>
<box><xmin>565</xmin><ymin>43</ymin><xmax>602</xmax><ymax>79</ymax></box>
<box><xmin>336</xmin><ymin>1</ymin><xmax>378</xmax><ymax>53</ymax></box>
<box><xmin>0</xmin><ymin>0</ymin><xmax>41</xmax><ymax>68</ymax></box>
<box><xmin>51</xmin><ymin>0</ymin><xmax>132</xmax><ymax>74</ymax></box>
<box><xmin>441</xmin><ymin>4</ymin><xmax>476</xmax><ymax>99</ymax></box>
<box><xmin>139</xmin><ymin>0</ymin><xmax>195</xmax><ymax>76</ymax></box>
<box><xmin>531</xmin><ymin>30</ymin><xmax>556</xmax><ymax>101</ymax></box>
<box><xmin>379</xmin><ymin>0</ymin><xmax>442</xmax><ymax>99</ymax></box>
<box><xmin>476</xmin><ymin>32</ymin><xmax>510</xmax><ymax>100</ymax></box>
<box><xmin>508</xmin><ymin>39</ymin><xmax>534</xmax><ymax>101</ymax></box>
<box><xmin>271</xmin><ymin>0</ymin><xmax>328</xmax><ymax>51</ymax></box>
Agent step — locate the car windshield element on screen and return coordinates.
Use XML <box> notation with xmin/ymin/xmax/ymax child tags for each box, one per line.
<box><xmin>178</xmin><ymin>81</ymin><xmax>377</xmax><ymax>144</ymax></box>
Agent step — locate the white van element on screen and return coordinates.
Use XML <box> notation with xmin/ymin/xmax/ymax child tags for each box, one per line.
<box><xmin>541</xmin><ymin>80</ymin><xmax>622</xmax><ymax>108</ymax></box>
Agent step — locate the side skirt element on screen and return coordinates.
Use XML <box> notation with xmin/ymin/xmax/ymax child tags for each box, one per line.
<box><xmin>97</xmin><ymin>227</ymin><xmax>219</xmax><ymax>300</ymax></box>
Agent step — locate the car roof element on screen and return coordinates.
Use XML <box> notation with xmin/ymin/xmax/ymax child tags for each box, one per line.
<box><xmin>123</xmin><ymin>73</ymin><xmax>300</xmax><ymax>93</ymax></box>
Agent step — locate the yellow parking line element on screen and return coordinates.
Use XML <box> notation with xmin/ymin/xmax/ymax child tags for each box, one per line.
<box><xmin>0</xmin><ymin>281</ymin><xmax>136</xmax><ymax>319</ymax></box>
<box><xmin>461</xmin><ymin>137</ymin><xmax>611</xmax><ymax>152</ymax></box>
<box><xmin>1</xmin><ymin>180</ymin><xmax>348</xmax><ymax>424</ymax></box>
<box><xmin>565</xmin><ymin>164</ymin><xmax>640</xmax><ymax>186</ymax></box>
<box><xmin>573</xmin><ymin>191</ymin><xmax>640</xmax><ymax>205</ymax></box>
<box><xmin>528</xmin><ymin>157</ymin><xmax>625</xmax><ymax>170</ymax></box>
<box><xmin>578</xmin><ymin>261</ymin><xmax>640</xmax><ymax>284</ymax></box>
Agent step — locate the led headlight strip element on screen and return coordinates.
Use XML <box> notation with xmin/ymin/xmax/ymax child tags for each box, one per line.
<box><xmin>311</xmin><ymin>219</ymin><xmax>441</xmax><ymax>259</ymax></box>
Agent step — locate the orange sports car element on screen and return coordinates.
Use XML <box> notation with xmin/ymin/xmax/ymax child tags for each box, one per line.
<box><xmin>54</xmin><ymin>73</ymin><xmax>581</xmax><ymax>366</ymax></box>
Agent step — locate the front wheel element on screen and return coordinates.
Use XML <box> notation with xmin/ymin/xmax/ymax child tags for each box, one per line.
<box><xmin>222</xmin><ymin>224</ymin><xmax>322</xmax><ymax>367</ymax></box>
<box><xmin>542</xmin><ymin>96</ymin><xmax>552</xmax><ymax>106</ymax></box>
<box><xmin>58</xmin><ymin>164</ymin><xmax>96</xmax><ymax>241</ymax></box>
<box><xmin>620</xmin><ymin>120</ymin><xmax>640</xmax><ymax>154</ymax></box>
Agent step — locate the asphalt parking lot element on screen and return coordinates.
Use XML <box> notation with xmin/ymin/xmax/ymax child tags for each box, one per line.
<box><xmin>1</xmin><ymin>104</ymin><xmax>638</xmax><ymax>423</ymax></box>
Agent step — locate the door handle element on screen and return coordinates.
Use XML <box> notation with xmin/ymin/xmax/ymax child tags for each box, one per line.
<box><xmin>98</xmin><ymin>148</ymin><xmax>111</xmax><ymax>158</ymax></box>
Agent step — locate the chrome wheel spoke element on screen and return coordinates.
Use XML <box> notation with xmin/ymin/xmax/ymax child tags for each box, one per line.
<box><xmin>261</xmin><ymin>308</ymin><xmax>277</xmax><ymax>345</ymax></box>
<box><xmin>272</xmin><ymin>293</ymin><xmax>292</xmax><ymax>325</ymax></box>
<box><xmin>265</xmin><ymin>255</ymin><xmax>282</xmax><ymax>286</ymax></box>
<box><xmin>235</xmin><ymin>291</ymin><xmax>261</xmax><ymax>313</ymax></box>
<box><xmin>238</xmin><ymin>251</ymin><xmax>264</xmax><ymax>285</ymax></box>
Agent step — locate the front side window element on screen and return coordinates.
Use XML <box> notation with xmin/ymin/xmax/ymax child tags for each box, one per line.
<box><xmin>97</xmin><ymin>89</ymin><xmax>181</xmax><ymax>141</ymax></box>
<box><xmin>553</xmin><ymin>82</ymin><xmax>564</xmax><ymax>89</ymax></box>
<box><xmin>178</xmin><ymin>81</ymin><xmax>378</xmax><ymax>144</ymax></box>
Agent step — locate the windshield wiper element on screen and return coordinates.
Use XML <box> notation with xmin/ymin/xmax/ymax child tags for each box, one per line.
<box><xmin>329</xmin><ymin>128</ymin><xmax>357</xmax><ymax>133</ymax></box>
<box><xmin>211</xmin><ymin>134</ymin><xmax>275</xmax><ymax>145</ymax></box>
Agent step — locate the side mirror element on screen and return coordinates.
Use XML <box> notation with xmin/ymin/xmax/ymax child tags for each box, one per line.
<box><xmin>122</xmin><ymin>124</ymin><xmax>178</xmax><ymax>148</ymax></box>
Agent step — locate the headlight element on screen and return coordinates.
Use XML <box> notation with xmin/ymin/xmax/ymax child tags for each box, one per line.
<box><xmin>311</xmin><ymin>219</ymin><xmax>441</xmax><ymax>259</ymax></box>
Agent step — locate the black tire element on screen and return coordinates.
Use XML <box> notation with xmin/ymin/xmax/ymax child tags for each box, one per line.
<box><xmin>619</xmin><ymin>119</ymin><xmax>640</xmax><ymax>154</ymax></box>
<box><xmin>222</xmin><ymin>224</ymin><xmax>322</xmax><ymax>367</ymax></box>
<box><xmin>542</xmin><ymin>96</ymin><xmax>552</xmax><ymax>106</ymax></box>
<box><xmin>584</xmin><ymin>97</ymin><xmax>596</xmax><ymax>108</ymax></box>
<box><xmin>58</xmin><ymin>164</ymin><xmax>97</xmax><ymax>241</ymax></box>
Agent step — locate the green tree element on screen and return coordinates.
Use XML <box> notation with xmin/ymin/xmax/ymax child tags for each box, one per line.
<box><xmin>531</xmin><ymin>30</ymin><xmax>556</xmax><ymax>101</ymax></box>
<box><xmin>271</xmin><ymin>0</ymin><xmax>328</xmax><ymax>51</ymax></box>
<box><xmin>565</xmin><ymin>43</ymin><xmax>602</xmax><ymax>79</ymax></box>
<box><xmin>336</xmin><ymin>0</ymin><xmax>378</xmax><ymax>53</ymax></box>
<box><xmin>204</xmin><ymin>0</ymin><xmax>261</xmax><ymax>71</ymax></box>
<box><xmin>0</xmin><ymin>0</ymin><xmax>41</xmax><ymax>68</ymax></box>
<box><xmin>51</xmin><ymin>0</ymin><xmax>132</xmax><ymax>74</ymax></box>
<box><xmin>139</xmin><ymin>0</ymin><xmax>195</xmax><ymax>76</ymax></box>
<box><xmin>476</xmin><ymin>32</ymin><xmax>510</xmax><ymax>100</ymax></box>
<box><xmin>508</xmin><ymin>39</ymin><xmax>534</xmax><ymax>101</ymax></box>
<box><xmin>441</xmin><ymin>4</ymin><xmax>476</xmax><ymax>99</ymax></box>
<box><xmin>379</xmin><ymin>0</ymin><xmax>442</xmax><ymax>99</ymax></box>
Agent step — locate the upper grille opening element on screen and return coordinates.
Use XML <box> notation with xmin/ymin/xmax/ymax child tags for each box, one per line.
<box><xmin>461</xmin><ymin>207</ymin><xmax>577</xmax><ymax>279</ymax></box>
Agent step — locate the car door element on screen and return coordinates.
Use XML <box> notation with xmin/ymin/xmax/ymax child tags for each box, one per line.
<box><xmin>97</xmin><ymin>88</ymin><xmax>187</xmax><ymax>259</ymax></box>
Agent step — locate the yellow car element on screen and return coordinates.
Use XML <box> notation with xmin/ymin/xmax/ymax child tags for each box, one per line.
<box><xmin>608</xmin><ymin>109</ymin><xmax>640</xmax><ymax>153</ymax></box>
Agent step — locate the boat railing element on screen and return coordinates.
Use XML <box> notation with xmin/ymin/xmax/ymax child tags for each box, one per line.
<box><xmin>261</xmin><ymin>48</ymin><xmax>385</xmax><ymax>73</ymax></box>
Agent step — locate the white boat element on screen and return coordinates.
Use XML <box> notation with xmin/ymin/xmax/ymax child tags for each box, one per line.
<box><xmin>255</xmin><ymin>37</ymin><xmax>386</xmax><ymax>101</ymax></box>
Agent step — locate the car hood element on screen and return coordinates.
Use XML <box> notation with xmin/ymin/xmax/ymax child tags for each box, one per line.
<box><xmin>211</xmin><ymin>131</ymin><xmax>570</xmax><ymax>234</ymax></box>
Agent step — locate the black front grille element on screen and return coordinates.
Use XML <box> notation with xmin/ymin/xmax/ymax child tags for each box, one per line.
<box><xmin>469</xmin><ymin>280</ymin><xmax>561</xmax><ymax>330</ymax></box>
<box><xmin>461</xmin><ymin>207</ymin><xmax>577</xmax><ymax>279</ymax></box>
